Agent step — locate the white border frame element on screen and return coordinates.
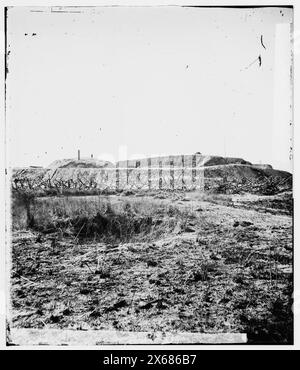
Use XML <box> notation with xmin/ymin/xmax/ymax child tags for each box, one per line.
<box><xmin>0</xmin><ymin>0</ymin><xmax>298</xmax><ymax>351</ymax></box>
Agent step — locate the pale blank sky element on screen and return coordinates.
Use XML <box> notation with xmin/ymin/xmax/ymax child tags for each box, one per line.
<box><xmin>6</xmin><ymin>6</ymin><xmax>293</xmax><ymax>171</ymax></box>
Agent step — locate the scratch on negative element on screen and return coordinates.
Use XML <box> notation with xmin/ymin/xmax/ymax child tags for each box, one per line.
<box><xmin>260</xmin><ymin>35</ymin><xmax>266</xmax><ymax>50</ymax></box>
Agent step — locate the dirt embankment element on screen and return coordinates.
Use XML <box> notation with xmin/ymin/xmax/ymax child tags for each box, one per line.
<box><xmin>116</xmin><ymin>154</ymin><xmax>251</xmax><ymax>168</ymax></box>
<box><xmin>203</xmin><ymin>165</ymin><xmax>292</xmax><ymax>195</ymax></box>
<box><xmin>11</xmin><ymin>155</ymin><xmax>292</xmax><ymax>196</ymax></box>
<box><xmin>48</xmin><ymin>158</ymin><xmax>113</xmax><ymax>169</ymax></box>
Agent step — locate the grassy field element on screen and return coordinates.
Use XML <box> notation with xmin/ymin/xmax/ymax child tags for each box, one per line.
<box><xmin>10</xmin><ymin>190</ymin><xmax>293</xmax><ymax>344</ymax></box>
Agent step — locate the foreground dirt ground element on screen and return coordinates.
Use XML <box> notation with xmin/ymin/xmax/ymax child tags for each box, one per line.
<box><xmin>10</xmin><ymin>192</ymin><xmax>293</xmax><ymax>344</ymax></box>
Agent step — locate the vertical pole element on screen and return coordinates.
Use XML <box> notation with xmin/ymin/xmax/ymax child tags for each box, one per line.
<box><xmin>116</xmin><ymin>162</ymin><xmax>120</xmax><ymax>191</ymax></box>
<box><xmin>148</xmin><ymin>158</ymin><xmax>151</xmax><ymax>190</ymax></box>
<box><xmin>78</xmin><ymin>149</ymin><xmax>80</xmax><ymax>160</ymax></box>
<box><xmin>136</xmin><ymin>160</ymin><xmax>140</xmax><ymax>188</ymax></box>
<box><xmin>126</xmin><ymin>160</ymin><xmax>129</xmax><ymax>186</ymax></box>
<box><xmin>181</xmin><ymin>154</ymin><xmax>185</xmax><ymax>190</ymax></box>
<box><xmin>159</xmin><ymin>159</ymin><xmax>162</xmax><ymax>190</ymax></box>
<box><xmin>192</xmin><ymin>154</ymin><xmax>196</xmax><ymax>189</ymax></box>
<box><xmin>200</xmin><ymin>167</ymin><xmax>205</xmax><ymax>192</ymax></box>
<box><xmin>170</xmin><ymin>155</ymin><xmax>174</xmax><ymax>191</ymax></box>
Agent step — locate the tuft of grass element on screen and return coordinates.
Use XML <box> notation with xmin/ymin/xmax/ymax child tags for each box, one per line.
<box><xmin>191</xmin><ymin>261</ymin><xmax>217</xmax><ymax>282</ymax></box>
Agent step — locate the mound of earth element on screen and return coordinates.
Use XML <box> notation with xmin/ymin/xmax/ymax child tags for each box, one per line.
<box><xmin>117</xmin><ymin>154</ymin><xmax>251</xmax><ymax>168</ymax></box>
<box><xmin>204</xmin><ymin>164</ymin><xmax>292</xmax><ymax>194</ymax></box>
<box><xmin>11</xmin><ymin>155</ymin><xmax>292</xmax><ymax>196</ymax></box>
<box><xmin>48</xmin><ymin>158</ymin><xmax>113</xmax><ymax>169</ymax></box>
<box><xmin>11</xmin><ymin>167</ymin><xmax>48</xmax><ymax>182</ymax></box>
<box><xmin>252</xmin><ymin>164</ymin><xmax>273</xmax><ymax>170</ymax></box>
<box><xmin>12</xmin><ymin>158</ymin><xmax>113</xmax><ymax>189</ymax></box>
<box><xmin>200</xmin><ymin>155</ymin><xmax>251</xmax><ymax>167</ymax></box>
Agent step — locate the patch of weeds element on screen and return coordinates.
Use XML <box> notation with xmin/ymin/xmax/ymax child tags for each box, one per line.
<box><xmin>95</xmin><ymin>265</ymin><xmax>111</xmax><ymax>278</ymax></box>
<box><xmin>104</xmin><ymin>299</ymin><xmax>129</xmax><ymax>313</ymax></box>
<box><xmin>146</xmin><ymin>260</ymin><xmax>158</xmax><ymax>267</ymax></box>
<box><xmin>233</xmin><ymin>272</ymin><xmax>247</xmax><ymax>285</ymax></box>
<box><xmin>192</xmin><ymin>261</ymin><xmax>217</xmax><ymax>282</ymax></box>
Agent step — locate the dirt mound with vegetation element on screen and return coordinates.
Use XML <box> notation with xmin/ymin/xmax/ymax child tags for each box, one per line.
<box><xmin>11</xmin><ymin>167</ymin><xmax>49</xmax><ymax>184</ymax></box>
<box><xmin>48</xmin><ymin>158</ymin><xmax>113</xmax><ymax>169</ymax></box>
<box><xmin>11</xmin><ymin>155</ymin><xmax>292</xmax><ymax>196</ymax></box>
<box><xmin>204</xmin><ymin>165</ymin><xmax>292</xmax><ymax>195</ymax></box>
<box><xmin>117</xmin><ymin>154</ymin><xmax>251</xmax><ymax>168</ymax></box>
<box><xmin>200</xmin><ymin>155</ymin><xmax>251</xmax><ymax>167</ymax></box>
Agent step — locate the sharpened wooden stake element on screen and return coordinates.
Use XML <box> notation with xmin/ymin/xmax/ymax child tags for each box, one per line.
<box><xmin>126</xmin><ymin>160</ymin><xmax>129</xmax><ymax>185</ymax></box>
<box><xmin>170</xmin><ymin>155</ymin><xmax>174</xmax><ymax>190</ymax></box>
<box><xmin>116</xmin><ymin>163</ymin><xmax>120</xmax><ymax>191</ymax></box>
<box><xmin>192</xmin><ymin>154</ymin><xmax>196</xmax><ymax>188</ymax></box>
<box><xmin>181</xmin><ymin>154</ymin><xmax>185</xmax><ymax>190</ymax></box>
<box><xmin>148</xmin><ymin>158</ymin><xmax>151</xmax><ymax>190</ymax></box>
<box><xmin>159</xmin><ymin>159</ymin><xmax>162</xmax><ymax>190</ymax></box>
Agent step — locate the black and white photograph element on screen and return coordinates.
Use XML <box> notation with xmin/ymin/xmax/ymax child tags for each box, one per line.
<box><xmin>2</xmin><ymin>3</ymin><xmax>296</xmax><ymax>348</ymax></box>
